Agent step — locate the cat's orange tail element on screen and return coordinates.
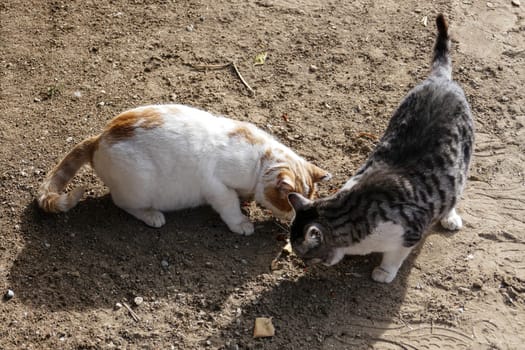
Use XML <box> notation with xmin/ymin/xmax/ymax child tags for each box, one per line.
<box><xmin>38</xmin><ymin>136</ymin><xmax>99</xmax><ymax>213</ymax></box>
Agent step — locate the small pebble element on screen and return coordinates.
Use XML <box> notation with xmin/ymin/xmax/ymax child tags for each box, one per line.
<box><xmin>186</xmin><ymin>24</ymin><xmax>194</xmax><ymax>32</ymax></box>
<box><xmin>114</xmin><ymin>302</ymin><xmax>123</xmax><ymax>310</ymax></box>
<box><xmin>309</xmin><ymin>64</ymin><xmax>318</xmax><ymax>72</ymax></box>
<box><xmin>34</xmin><ymin>97</ymin><xmax>41</xmax><ymax>103</ymax></box>
<box><xmin>66</xmin><ymin>136</ymin><xmax>73</xmax><ymax>143</ymax></box>
<box><xmin>97</xmin><ymin>101</ymin><xmax>105</xmax><ymax>107</ymax></box>
<box><xmin>511</xmin><ymin>0</ymin><xmax>520</xmax><ymax>7</ymax></box>
<box><xmin>4</xmin><ymin>289</ymin><xmax>14</xmax><ymax>300</ymax></box>
<box><xmin>134</xmin><ymin>296</ymin><xmax>144</xmax><ymax>306</ymax></box>
<box><xmin>161</xmin><ymin>259</ymin><xmax>169</xmax><ymax>269</ymax></box>
<box><xmin>205</xmin><ymin>261</ymin><xmax>213</xmax><ymax>268</ymax></box>
<box><xmin>73</xmin><ymin>91</ymin><xmax>82</xmax><ymax>98</ymax></box>
<box><xmin>241</xmin><ymin>259</ymin><xmax>248</xmax><ymax>265</ymax></box>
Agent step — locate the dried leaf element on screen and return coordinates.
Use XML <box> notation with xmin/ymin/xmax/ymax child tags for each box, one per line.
<box><xmin>254</xmin><ymin>52</ymin><xmax>268</xmax><ymax>66</ymax></box>
<box><xmin>254</xmin><ymin>317</ymin><xmax>275</xmax><ymax>338</ymax></box>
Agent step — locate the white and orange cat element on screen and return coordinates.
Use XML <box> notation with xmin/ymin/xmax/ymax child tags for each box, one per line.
<box><xmin>38</xmin><ymin>104</ymin><xmax>331</xmax><ymax>235</ymax></box>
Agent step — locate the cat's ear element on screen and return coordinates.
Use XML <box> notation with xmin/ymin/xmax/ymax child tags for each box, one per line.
<box><xmin>308</xmin><ymin>164</ymin><xmax>332</xmax><ymax>183</ymax></box>
<box><xmin>288</xmin><ymin>192</ymin><xmax>312</xmax><ymax>211</ymax></box>
<box><xmin>305</xmin><ymin>225</ymin><xmax>323</xmax><ymax>247</ymax></box>
<box><xmin>276</xmin><ymin>174</ymin><xmax>295</xmax><ymax>196</ymax></box>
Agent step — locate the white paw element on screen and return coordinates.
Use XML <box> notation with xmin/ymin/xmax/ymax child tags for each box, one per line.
<box><xmin>441</xmin><ymin>211</ymin><xmax>463</xmax><ymax>231</ymax></box>
<box><xmin>372</xmin><ymin>266</ymin><xmax>397</xmax><ymax>284</ymax></box>
<box><xmin>228</xmin><ymin>217</ymin><xmax>255</xmax><ymax>235</ymax></box>
<box><xmin>142</xmin><ymin>210</ymin><xmax>166</xmax><ymax>228</ymax></box>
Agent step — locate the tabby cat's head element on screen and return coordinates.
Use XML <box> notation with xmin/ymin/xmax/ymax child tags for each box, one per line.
<box><xmin>287</xmin><ymin>193</ymin><xmax>340</xmax><ymax>266</ymax></box>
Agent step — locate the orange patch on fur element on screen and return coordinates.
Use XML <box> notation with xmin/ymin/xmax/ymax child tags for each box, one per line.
<box><xmin>229</xmin><ymin>123</ymin><xmax>264</xmax><ymax>145</ymax></box>
<box><xmin>103</xmin><ymin>107</ymin><xmax>164</xmax><ymax>143</ymax></box>
<box><xmin>265</xmin><ymin>186</ymin><xmax>292</xmax><ymax>213</ymax></box>
<box><xmin>264</xmin><ymin>169</ymin><xmax>302</xmax><ymax>213</ymax></box>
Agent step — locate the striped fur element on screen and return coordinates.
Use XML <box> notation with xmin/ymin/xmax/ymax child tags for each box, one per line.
<box><xmin>288</xmin><ymin>14</ymin><xmax>474</xmax><ymax>283</ymax></box>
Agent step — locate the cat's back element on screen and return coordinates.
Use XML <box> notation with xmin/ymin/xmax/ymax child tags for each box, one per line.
<box><xmin>372</xmin><ymin>77</ymin><xmax>473</xmax><ymax>167</ymax></box>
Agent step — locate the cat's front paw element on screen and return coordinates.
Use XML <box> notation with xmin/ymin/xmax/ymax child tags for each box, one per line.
<box><xmin>372</xmin><ymin>266</ymin><xmax>397</xmax><ymax>284</ymax></box>
<box><xmin>141</xmin><ymin>210</ymin><xmax>166</xmax><ymax>228</ymax></box>
<box><xmin>228</xmin><ymin>218</ymin><xmax>255</xmax><ymax>235</ymax></box>
<box><xmin>440</xmin><ymin>210</ymin><xmax>463</xmax><ymax>230</ymax></box>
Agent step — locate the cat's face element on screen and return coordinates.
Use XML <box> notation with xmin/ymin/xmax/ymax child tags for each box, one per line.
<box><xmin>287</xmin><ymin>193</ymin><xmax>342</xmax><ymax>266</ymax></box>
<box><xmin>258</xmin><ymin>161</ymin><xmax>331</xmax><ymax>221</ymax></box>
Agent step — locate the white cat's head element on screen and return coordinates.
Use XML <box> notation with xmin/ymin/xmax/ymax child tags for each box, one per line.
<box><xmin>257</xmin><ymin>155</ymin><xmax>331</xmax><ymax>221</ymax></box>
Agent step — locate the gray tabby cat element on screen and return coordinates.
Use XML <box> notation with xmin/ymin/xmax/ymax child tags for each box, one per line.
<box><xmin>287</xmin><ymin>14</ymin><xmax>474</xmax><ymax>283</ymax></box>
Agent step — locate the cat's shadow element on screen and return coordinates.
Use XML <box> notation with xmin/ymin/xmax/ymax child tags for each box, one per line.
<box><xmin>10</xmin><ymin>195</ymin><xmax>285</xmax><ymax>311</ymax></box>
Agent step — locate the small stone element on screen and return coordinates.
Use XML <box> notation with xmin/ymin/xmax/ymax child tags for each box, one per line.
<box><xmin>241</xmin><ymin>259</ymin><xmax>248</xmax><ymax>265</ymax></box>
<box><xmin>169</xmin><ymin>93</ymin><xmax>177</xmax><ymax>102</ymax></box>
<box><xmin>205</xmin><ymin>340</ymin><xmax>211</xmax><ymax>346</ymax></box>
<box><xmin>133</xmin><ymin>296</ymin><xmax>144</xmax><ymax>306</ymax></box>
<box><xmin>472</xmin><ymin>279</ymin><xmax>483</xmax><ymax>290</ymax></box>
<box><xmin>161</xmin><ymin>259</ymin><xmax>169</xmax><ymax>269</ymax></box>
<box><xmin>199</xmin><ymin>16</ymin><xmax>205</xmax><ymax>21</ymax></box>
<box><xmin>114</xmin><ymin>302</ymin><xmax>123</xmax><ymax>310</ymax></box>
<box><xmin>34</xmin><ymin>97</ymin><xmax>41</xmax><ymax>103</ymax></box>
<box><xmin>97</xmin><ymin>101</ymin><xmax>105</xmax><ymax>107</ymax></box>
<box><xmin>227</xmin><ymin>343</ymin><xmax>239</xmax><ymax>350</ymax></box>
<box><xmin>186</xmin><ymin>24</ymin><xmax>194</xmax><ymax>32</ymax></box>
<box><xmin>309</xmin><ymin>64</ymin><xmax>318</xmax><ymax>72</ymax></box>
<box><xmin>4</xmin><ymin>289</ymin><xmax>14</xmax><ymax>300</ymax></box>
<box><xmin>511</xmin><ymin>0</ymin><xmax>520</xmax><ymax>7</ymax></box>
<box><xmin>66</xmin><ymin>136</ymin><xmax>73</xmax><ymax>143</ymax></box>
<box><xmin>205</xmin><ymin>262</ymin><xmax>213</xmax><ymax>268</ymax></box>
<box><xmin>486</xmin><ymin>2</ymin><xmax>494</xmax><ymax>7</ymax></box>
<box><xmin>73</xmin><ymin>91</ymin><xmax>82</xmax><ymax>98</ymax></box>
<box><xmin>44</xmin><ymin>242</ymin><xmax>51</xmax><ymax>248</ymax></box>
<box><xmin>20</xmin><ymin>171</ymin><xmax>28</xmax><ymax>177</ymax></box>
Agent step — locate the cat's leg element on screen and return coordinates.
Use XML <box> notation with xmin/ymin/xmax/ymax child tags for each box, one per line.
<box><xmin>111</xmin><ymin>192</ymin><xmax>166</xmax><ymax>228</ymax></box>
<box><xmin>341</xmin><ymin>175</ymin><xmax>361</xmax><ymax>190</ymax></box>
<box><xmin>372</xmin><ymin>246</ymin><xmax>413</xmax><ymax>283</ymax></box>
<box><xmin>440</xmin><ymin>207</ymin><xmax>462</xmax><ymax>230</ymax></box>
<box><xmin>206</xmin><ymin>184</ymin><xmax>254</xmax><ymax>235</ymax></box>
<box><xmin>122</xmin><ymin>207</ymin><xmax>166</xmax><ymax>228</ymax></box>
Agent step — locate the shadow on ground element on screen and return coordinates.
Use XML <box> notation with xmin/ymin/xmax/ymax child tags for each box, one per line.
<box><xmin>10</xmin><ymin>196</ymin><xmax>283</xmax><ymax>312</ymax></box>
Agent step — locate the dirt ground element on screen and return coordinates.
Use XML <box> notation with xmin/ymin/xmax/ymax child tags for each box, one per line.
<box><xmin>1</xmin><ymin>0</ymin><xmax>524</xmax><ymax>349</ymax></box>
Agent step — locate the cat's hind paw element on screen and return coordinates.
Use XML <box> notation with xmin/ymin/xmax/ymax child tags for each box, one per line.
<box><xmin>440</xmin><ymin>209</ymin><xmax>462</xmax><ymax>231</ymax></box>
<box><xmin>372</xmin><ymin>266</ymin><xmax>398</xmax><ymax>284</ymax></box>
<box><xmin>125</xmin><ymin>208</ymin><xmax>166</xmax><ymax>228</ymax></box>
<box><xmin>228</xmin><ymin>218</ymin><xmax>255</xmax><ymax>235</ymax></box>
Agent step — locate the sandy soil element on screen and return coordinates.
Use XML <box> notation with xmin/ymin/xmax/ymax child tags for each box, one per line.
<box><xmin>1</xmin><ymin>0</ymin><xmax>524</xmax><ymax>349</ymax></box>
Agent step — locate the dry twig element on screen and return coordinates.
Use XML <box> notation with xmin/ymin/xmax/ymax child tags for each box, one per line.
<box><xmin>190</xmin><ymin>61</ymin><xmax>255</xmax><ymax>96</ymax></box>
<box><xmin>122</xmin><ymin>301</ymin><xmax>141</xmax><ymax>322</ymax></box>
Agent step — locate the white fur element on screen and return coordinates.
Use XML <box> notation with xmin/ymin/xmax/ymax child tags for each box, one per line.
<box><xmin>325</xmin><ymin>221</ymin><xmax>412</xmax><ymax>283</ymax></box>
<box><xmin>440</xmin><ymin>208</ymin><xmax>462</xmax><ymax>230</ymax></box>
<box><xmin>92</xmin><ymin>105</ymin><xmax>316</xmax><ymax>234</ymax></box>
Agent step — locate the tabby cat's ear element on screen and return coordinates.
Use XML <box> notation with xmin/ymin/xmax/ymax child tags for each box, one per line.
<box><xmin>287</xmin><ymin>192</ymin><xmax>312</xmax><ymax>211</ymax></box>
<box><xmin>308</xmin><ymin>164</ymin><xmax>332</xmax><ymax>183</ymax></box>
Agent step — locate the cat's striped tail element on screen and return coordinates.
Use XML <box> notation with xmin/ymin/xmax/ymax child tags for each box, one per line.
<box><xmin>37</xmin><ymin>136</ymin><xmax>99</xmax><ymax>213</ymax></box>
<box><xmin>430</xmin><ymin>14</ymin><xmax>451</xmax><ymax>80</ymax></box>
